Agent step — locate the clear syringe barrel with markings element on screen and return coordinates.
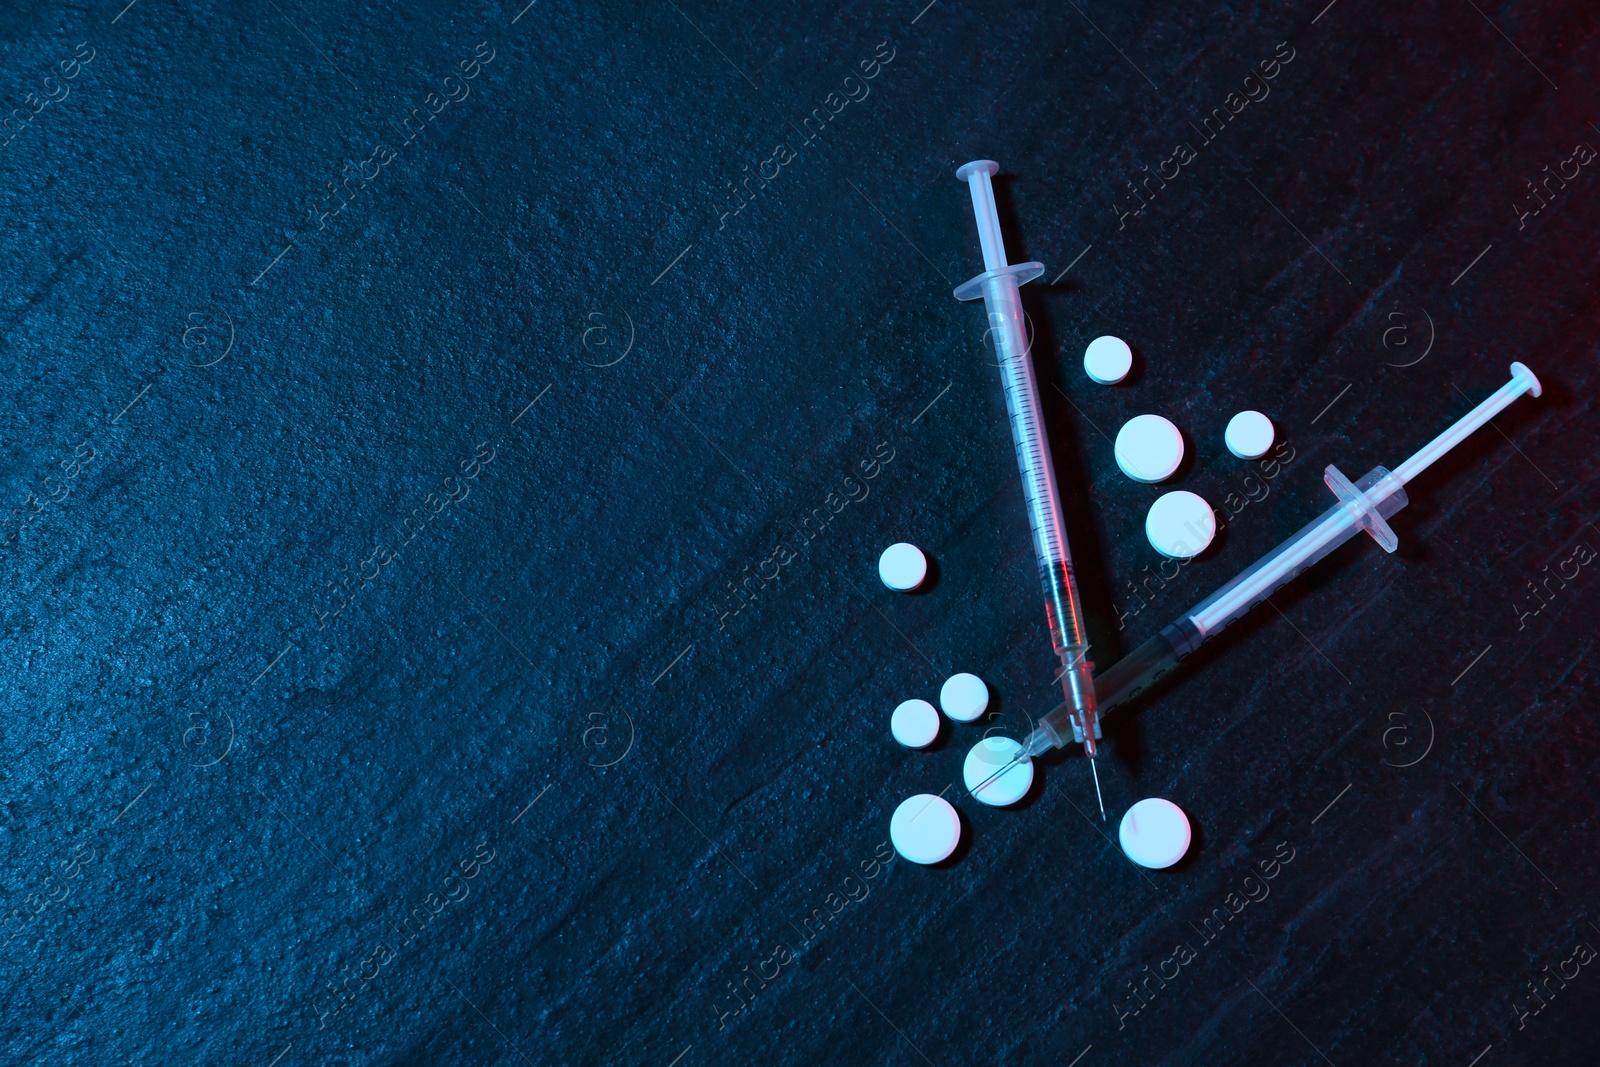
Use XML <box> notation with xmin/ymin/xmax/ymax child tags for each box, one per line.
<box><xmin>1030</xmin><ymin>362</ymin><xmax>1543</xmax><ymax>745</ymax></box>
<box><xmin>954</xmin><ymin>160</ymin><xmax>1100</xmax><ymax>756</ymax></box>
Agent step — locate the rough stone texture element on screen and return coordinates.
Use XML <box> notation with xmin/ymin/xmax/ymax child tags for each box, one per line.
<box><xmin>0</xmin><ymin>0</ymin><xmax>1596</xmax><ymax>1064</ymax></box>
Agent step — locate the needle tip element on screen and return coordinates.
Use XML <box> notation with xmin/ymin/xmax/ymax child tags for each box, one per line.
<box><xmin>1089</xmin><ymin>757</ymin><xmax>1106</xmax><ymax>820</ymax></box>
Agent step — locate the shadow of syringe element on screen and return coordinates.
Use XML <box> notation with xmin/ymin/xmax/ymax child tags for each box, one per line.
<box><xmin>969</xmin><ymin>362</ymin><xmax>1543</xmax><ymax>800</ymax></box>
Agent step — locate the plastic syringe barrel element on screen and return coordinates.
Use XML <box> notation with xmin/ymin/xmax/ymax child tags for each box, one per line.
<box><xmin>981</xmin><ymin>268</ymin><xmax>1098</xmax><ymax>727</ymax></box>
<box><xmin>1029</xmin><ymin>466</ymin><xmax>1407</xmax><ymax>746</ymax></box>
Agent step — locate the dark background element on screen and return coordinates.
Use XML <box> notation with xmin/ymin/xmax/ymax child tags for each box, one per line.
<box><xmin>0</xmin><ymin>0</ymin><xmax>1596</xmax><ymax>1064</ymax></box>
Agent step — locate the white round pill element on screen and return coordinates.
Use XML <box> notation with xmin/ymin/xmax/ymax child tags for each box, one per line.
<box><xmin>890</xmin><ymin>793</ymin><xmax>962</xmax><ymax>865</ymax></box>
<box><xmin>1145</xmin><ymin>491</ymin><xmax>1216</xmax><ymax>559</ymax></box>
<box><xmin>890</xmin><ymin>699</ymin><xmax>940</xmax><ymax>749</ymax></box>
<box><xmin>963</xmin><ymin>736</ymin><xmax>1034</xmax><ymax>806</ymax></box>
<box><xmin>1114</xmin><ymin>414</ymin><xmax>1185</xmax><ymax>483</ymax></box>
<box><xmin>878</xmin><ymin>542</ymin><xmax>927</xmax><ymax>592</ymax></box>
<box><xmin>939</xmin><ymin>673</ymin><xmax>989</xmax><ymax>722</ymax></box>
<box><xmin>1119</xmin><ymin>798</ymin><xmax>1192</xmax><ymax>869</ymax></box>
<box><xmin>1225</xmin><ymin>410</ymin><xmax>1275</xmax><ymax>459</ymax></box>
<box><xmin>1084</xmin><ymin>335</ymin><xmax>1133</xmax><ymax>385</ymax></box>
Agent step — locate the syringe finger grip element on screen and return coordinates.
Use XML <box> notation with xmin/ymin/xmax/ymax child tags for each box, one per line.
<box><xmin>1187</xmin><ymin>466</ymin><xmax>1407</xmax><ymax>638</ymax></box>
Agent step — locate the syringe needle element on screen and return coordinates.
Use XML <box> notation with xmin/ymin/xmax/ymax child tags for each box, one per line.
<box><xmin>1089</xmin><ymin>757</ymin><xmax>1105</xmax><ymax>821</ymax></box>
<box><xmin>966</xmin><ymin>753</ymin><xmax>1025</xmax><ymax>799</ymax></box>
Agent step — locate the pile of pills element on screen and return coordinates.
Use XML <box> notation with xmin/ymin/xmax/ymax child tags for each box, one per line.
<box><xmin>882</xmin><ymin>666</ymin><xmax>1021</xmax><ymax>864</ymax></box>
<box><xmin>1085</xmin><ymin>334</ymin><xmax>1276</xmax><ymax>561</ymax></box>
<box><xmin>875</xmin><ymin>539</ymin><xmax>1193</xmax><ymax>869</ymax></box>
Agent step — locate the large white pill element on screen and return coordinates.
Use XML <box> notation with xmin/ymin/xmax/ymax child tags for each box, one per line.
<box><xmin>890</xmin><ymin>793</ymin><xmax>962</xmax><ymax>865</ymax></box>
<box><xmin>1225</xmin><ymin>410</ymin><xmax>1275</xmax><ymax>459</ymax></box>
<box><xmin>878</xmin><ymin>542</ymin><xmax>927</xmax><ymax>592</ymax></box>
<box><xmin>1114</xmin><ymin>415</ymin><xmax>1185</xmax><ymax>483</ymax></box>
<box><xmin>1145</xmin><ymin>491</ymin><xmax>1216</xmax><ymax>559</ymax></box>
<box><xmin>963</xmin><ymin>737</ymin><xmax>1034</xmax><ymax>806</ymax></box>
<box><xmin>1084</xmin><ymin>335</ymin><xmax>1133</xmax><ymax>385</ymax></box>
<box><xmin>890</xmin><ymin>699</ymin><xmax>940</xmax><ymax>749</ymax></box>
<box><xmin>1119</xmin><ymin>798</ymin><xmax>1192</xmax><ymax>869</ymax></box>
<box><xmin>939</xmin><ymin>673</ymin><xmax>989</xmax><ymax>722</ymax></box>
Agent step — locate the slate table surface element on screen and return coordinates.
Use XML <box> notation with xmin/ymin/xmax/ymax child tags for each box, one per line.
<box><xmin>1</xmin><ymin>0</ymin><xmax>1596</xmax><ymax>1064</ymax></box>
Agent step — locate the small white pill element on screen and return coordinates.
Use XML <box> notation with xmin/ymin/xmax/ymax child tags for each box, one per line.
<box><xmin>890</xmin><ymin>793</ymin><xmax>962</xmax><ymax>865</ymax></box>
<box><xmin>890</xmin><ymin>699</ymin><xmax>940</xmax><ymax>749</ymax></box>
<box><xmin>878</xmin><ymin>542</ymin><xmax>927</xmax><ymax>592</ymax></box>
<box><xmin>1084</xmin><ymin>335</ymin><xmax>1133</xmax><ymax>385</ymax></box>
<box><xmin>1119</xmin><ymin>798</ymin><xmax>1192</xmax><ymax>869</ymax></box>
<box><xmin>1114</xmin><ymin>414</ymin><xmax>1185</xmax><ymax>483</ymax></box>
<box><xmin>963</xmin><ymin>736</ymin><xmax>1034</xmax><ymax>806</ymax></box>
<box><xmin>1145</xmin><ymin>491</ymin><xmax>1216</xmax><ymax>559</ymax></box>
<box><xmin>939</xmin><ymin>673</ymin><xmax>989</xmax><ymax>722</ymax></box>
<box><xmin>1225</xmin><ymin>410</ymin><xmax>1275</xmax><ymax>459</ymax></box>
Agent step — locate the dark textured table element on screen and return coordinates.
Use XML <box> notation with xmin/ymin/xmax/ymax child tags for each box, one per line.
<box><xmin>1</xmin><ymin>1</ymin><xmax>1596</xmax><ymax>1064</ymax></box>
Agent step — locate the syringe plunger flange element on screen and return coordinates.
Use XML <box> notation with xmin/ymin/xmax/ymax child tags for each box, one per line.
<box><xmin>1324</xmin><ymin>465</ymin><xmax>1408</xmax><ymax>553</ymax></box>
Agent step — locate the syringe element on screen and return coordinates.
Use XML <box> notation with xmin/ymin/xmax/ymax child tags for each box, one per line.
<box><xmin>971</xmin><ymin>362</ymin><xmax>1542</xmax><ymax>799</ymax></box>
<box><xmin>954</xmin><ymin>160</ymin><xmax>1105</xmax><ymax>817</ymax></box>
